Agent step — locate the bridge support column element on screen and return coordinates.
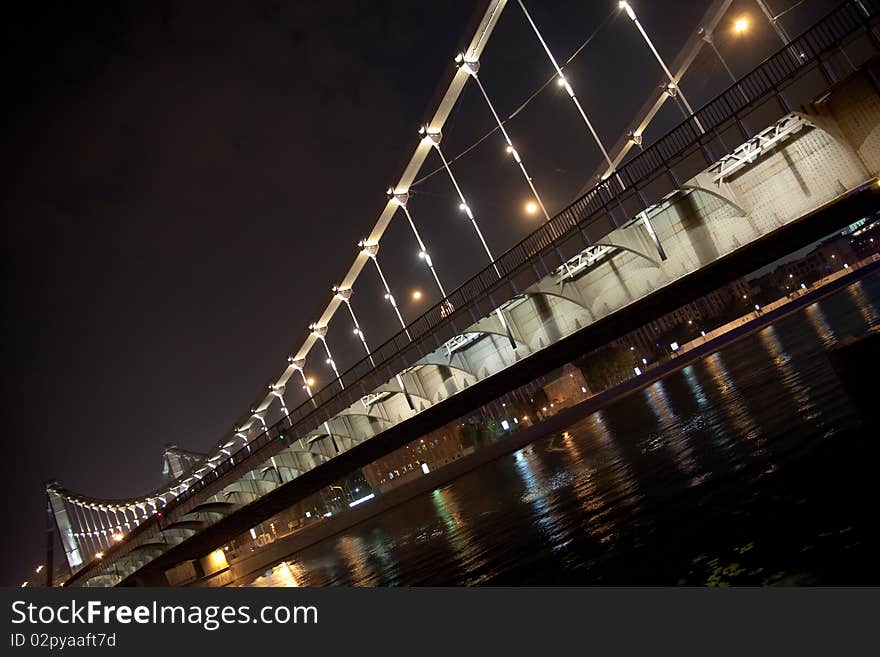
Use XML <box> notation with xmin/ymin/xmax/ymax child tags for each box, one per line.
<box><xmin>94</xmin><ymin>506</ymin><xmax>110</xmax><ymax>548</ymax></box>
<box><xmin>800</xmin><ymin>103</ymin><xmax>875</xmax><ymax>178</ymax></box>
<box><xmin>46</xmin><ymin>486</ymin><xmax>83</xmax><ymax>570</ymax></box>
<box><xmin>73</xmin><ymin>503</ymin><xmax>97</xmax><ymax>558</ymax></box>
<box><xmin>494</xmin><ymin>306</ymin><xmax>518</xmax><ymax>351</ymax></box>
<box><xmin>639</xmin><ymin>211</ymin><xmax>667</xmax><ymax>261</ymax></box>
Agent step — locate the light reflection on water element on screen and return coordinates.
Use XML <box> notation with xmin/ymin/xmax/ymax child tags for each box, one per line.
<box><xmin>848</xmin><ymin>280</ymin><xmax>880</xmax><ymax>327</ymax></box>
<box><xmin>513</xmin><ymin>447</ymin><xmax>570</xmax><ymax>555</ymax></box>
<box><xmin>246</xmin><ymin>274</ymin><xmax>880</xmax><ymax>586</ymax></box>
<box><xmin>805</xmin><ymin>302</ymin><xmax>838</xmax><ymax>347</ymax></box>
<box><xmin>643</xmin><ymin>380</ymin><xmax>700</xmax><ymax>481</ymax></box>
<box><xmin>431</xmin><ymin>487</ymin><xmax>488</xmax><ymax>582</ymax></box>
<box><xmin>758</xmin><ymin>325</ymin><xmax>815</xmax><ymax>421</ymax></box>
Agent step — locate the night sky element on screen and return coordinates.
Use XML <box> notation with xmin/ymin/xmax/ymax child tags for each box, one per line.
<box><xmin>2</xmin><ymin>0</ymin><xmax>840</xmax><ymax>585</ymax></box>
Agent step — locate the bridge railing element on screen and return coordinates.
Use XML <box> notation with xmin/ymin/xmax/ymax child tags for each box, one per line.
<box><xmin>73</xmin><ymin>0</ymin><xmax>880</xmax><ymax>579</ymax></box>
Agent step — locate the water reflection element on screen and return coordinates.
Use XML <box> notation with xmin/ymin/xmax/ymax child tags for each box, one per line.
<box><xmin>555</xmin><ymin>431</ymin><xmax>608</xmax><ymax>537</ymax></box>
<box><xmin>513</xmin><ymin>447</ymin><xmax>571</xmax><ymax>554</ymax></box>
<box><xmin>559</xmin><ymin>415</ymin><xmax>640</xmax><ymax>543</ymax></box>
<box><xmin>251</xmin><ymin>560</ymin><xmax>304</xmax><ymax>587</ymax></box>
<box><xmin>642</xmin><ymin>380</ymin><xmax>700</xmax><ymax>480</ymax></box>
<box><xmin>335</xmin><ymin>535</ymin><xmax>376</xmax><ymax>586</ymax></box>
<box><xmin>805</xmin><ymin>302</ymin><xmax>837</xmax><ymax>347</ymax></box>
<box><xmin>431</xmin><ymin>488</ymin><xmax>489</xmax><ymax>582</ymax></box>
<box><xmin>702</xmin><ymin>353</ymin><xmax>763</xmax><ymax>455</ymax></box>
<box><xmin>366</xmin><ymin>528</ymin><xmax>399</xmax><ymax>586</ymax></box>
<box><xmin>683</xmin><ymin>363</ymin><xmax>732</xmax><ymax>454</ymax></box>
<box><xmin>758</xmin><ymin>325</ymin><xmax>816</xmax><ymax>421</ymax></box>
<box><xmin>847</xmin><ymin>281</ymin><xmax>880</xmax><ymax>329</ymax></box>
<box><xmin>245</xmin><ymin>275</ymin><xmax>879</xmax><ymax>586</ymax></box>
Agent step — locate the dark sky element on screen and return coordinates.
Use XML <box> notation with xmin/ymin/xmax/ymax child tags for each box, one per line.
<box><xmin>2</xmin><ymin>0</ymin><xmax>840</xmax><ymax>585</ymax></box>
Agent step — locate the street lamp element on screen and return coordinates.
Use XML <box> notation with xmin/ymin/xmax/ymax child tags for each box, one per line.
<box><xmin>524</xmin><ymin>200</ymin><xmax>539</xmax><ymax>216</ymax></box>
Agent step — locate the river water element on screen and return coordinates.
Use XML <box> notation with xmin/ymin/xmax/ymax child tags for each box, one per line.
<box><xmin>248</xmin><ymin>274</ymin><xmax>880</xmax><ymax>586</ymax></box>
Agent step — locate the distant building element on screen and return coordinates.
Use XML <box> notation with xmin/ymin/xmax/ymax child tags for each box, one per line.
<box><xmin>362</xmin><ymin>425</ymin><xmax>474</xmax><ymax>493</ymax></box>
<box><xmin>848</xmin><ymin>216</ymin><xmax>880</xmax><ymax>258</ymax></box>
<box><xmin>542</xmin><ymin>363</ymin><xmax>589</xmax><ymax>413</ymax></box>
<box><xmin>769</xmin><ymin>233</ymin><xmax>860</xmax><ymax>292</ymax></box>
<box><xmin>615</xmin><ymin>217</ymin><xmax>880</xmax><ymax>358</ymax></box>
<box><xmin>613</xmin><ymin>279</ymin><xmax>750</xmax><ymax>355</ymax></box>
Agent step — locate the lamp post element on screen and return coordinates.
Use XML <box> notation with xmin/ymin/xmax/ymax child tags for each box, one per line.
<box><xmin>288</xmin><ymin>358</ymin><xmax>317</xmax><ymax>408</ymax></box>
<box><xmin>289</xmin><ymin>358</ymin><xmax>339</xmax><ymax>449</ymax></box>
<box><xmin>699</xmin><ymin>15</ymin><xmax>756</xmax><ymax>104</ymax></box>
